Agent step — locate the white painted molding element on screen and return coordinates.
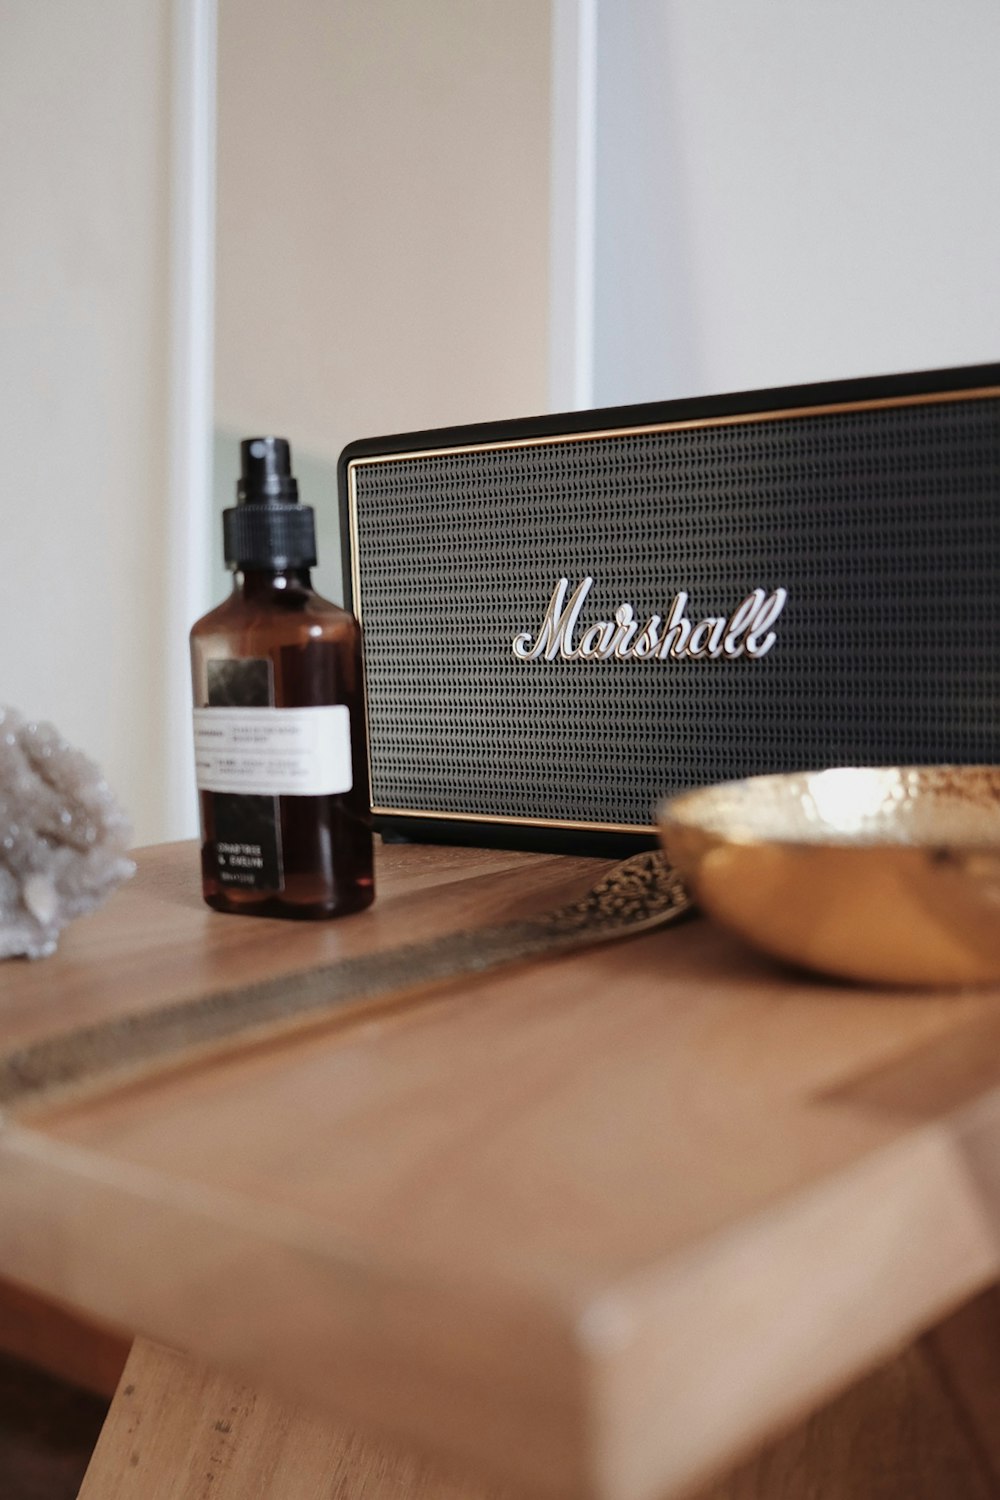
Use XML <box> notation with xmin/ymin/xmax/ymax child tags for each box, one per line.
<box><xmin>165</xmin><ymin>0</ymin><xmax>217</xmax><ymax>840</ymax></box>
<box><xmin>549</xmin><ymin>0</ymin><xmax>597</xmax><ymax>412</ymax></box>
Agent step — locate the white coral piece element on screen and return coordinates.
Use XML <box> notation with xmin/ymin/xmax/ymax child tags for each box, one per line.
<box><xmin>0</xmin><ymin>707</ymin><xmax>135</xmax><ymax>959</ymax></box>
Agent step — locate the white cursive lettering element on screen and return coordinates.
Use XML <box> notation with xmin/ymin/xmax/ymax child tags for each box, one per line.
<box><xmin>512</xmin><ymin>577</ymin><xmax>593</xmax><ymax>660</ymax></box>
<box><xmin>513</xmin><ymin>581</ymin><xmax>788</xmax><ymax>662</ymax></box>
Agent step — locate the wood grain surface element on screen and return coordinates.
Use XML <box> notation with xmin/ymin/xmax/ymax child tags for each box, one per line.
<box><xmin>2</xmin><ymin>839</ymin><xmax>1000</xmax><ymax>1499</ymax></box>
<box><xmin>692</xmin><ymin>1286</ymin><xmax>1000</xmax><ymax>1500</ymax></box>
<box><xmin>0</xmin><ymin>851</ymin><xmax>689</xmax><ymax>1113</ymax></box>
<box><xmin>81</xmin><ymin>1291</ymin><xmax>1000</xmax><ymax>1500</ymax></box>
<box><xmin>79</xmin><ymin>1337</ymin><xmax>506</xmax><ymax>1500</ymax></box>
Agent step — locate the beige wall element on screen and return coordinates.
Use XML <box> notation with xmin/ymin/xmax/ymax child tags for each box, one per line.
<box><xmin>0</xmin><ymin>1</ymin><xmax>551</xmax><ymax>846</ymax></box>
<box><xmin>0</xmin><ymin>1</ymin><xmax>171</xmax><ymax>845</ymax></box>
<box><xmin>214</xmin><ymin>0</ymin><xmax>552</xmax><ymax>602</ymax></box>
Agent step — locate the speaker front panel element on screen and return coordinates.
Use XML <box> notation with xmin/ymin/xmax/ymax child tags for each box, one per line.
<box><xmin>342</xmin><ymin>369</ymin><xmax>1000</xmax><ymax>850</ymax></box>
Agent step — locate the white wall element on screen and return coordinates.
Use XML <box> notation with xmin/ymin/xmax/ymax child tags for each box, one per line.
<box><xmin>213</xmin><ymin>0</ymin><xmax>552</xmax><ymax>604</ymax></box>
<box><xmin>0</xmin><ymin>1</ymin><xmax>172</xmax><ymax>845</ymax></box>
<box><xmin>589</xmin><ymin>0</ymin><xmax>1000</xmax><ymax>405</ymax></box>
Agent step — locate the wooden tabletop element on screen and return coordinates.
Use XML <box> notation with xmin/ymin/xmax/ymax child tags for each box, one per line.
<box><xmin>1</xmin><ymin>839</ymin><xmax>1000</xmax><ymax>1500</ymax></box>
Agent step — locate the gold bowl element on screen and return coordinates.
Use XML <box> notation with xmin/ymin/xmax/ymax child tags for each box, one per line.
<box><xmin>657</xmin><ymin>767</ymin><xmax>1000</xmax><ymax>987</ymax></box>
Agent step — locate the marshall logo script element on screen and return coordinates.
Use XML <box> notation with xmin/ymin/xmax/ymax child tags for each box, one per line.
<box><xmin>512</xmin><ymin>577</ymin><xmax>788</xmax><ymax>662</ymax></box>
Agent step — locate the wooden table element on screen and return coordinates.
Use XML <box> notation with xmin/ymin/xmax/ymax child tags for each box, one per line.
<box><xmin>2</xmin><ymin>839</ymin><xmax>1000</xmax><ymax>1499</ymax></box>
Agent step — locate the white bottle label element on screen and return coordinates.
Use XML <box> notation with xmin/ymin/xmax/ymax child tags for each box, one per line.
<box><xmin>193</xmin><ymin>705</ymin><xmax>353</xmax><ymax>796</ymax></box>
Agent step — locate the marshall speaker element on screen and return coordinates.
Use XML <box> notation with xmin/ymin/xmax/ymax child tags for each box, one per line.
<box><xmin>339</xmin><ymin>362</ymin><xmax>1000</xmax><ymax>854</ymax></box>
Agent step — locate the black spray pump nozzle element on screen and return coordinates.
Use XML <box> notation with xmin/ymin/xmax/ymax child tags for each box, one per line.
<box><xmin>238</xmin><ymin>436</ymin><xmax>299</xmax><ymax>503</ymax></box>
<box><xmin>223</xmin><ymin>436</ymin><xmax>317</xmax><ymax>569</ymax></box>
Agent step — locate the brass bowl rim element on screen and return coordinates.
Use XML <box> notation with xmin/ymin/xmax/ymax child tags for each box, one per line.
<box><xmin>656</xmin><ymin>765</ymin><xmax>1000</xmax><ymax>851</ymax></box>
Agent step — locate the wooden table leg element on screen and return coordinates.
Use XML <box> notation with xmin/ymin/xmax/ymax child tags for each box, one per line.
<box><xmin>80</xmin><ymin>1290</ymin><xmax>1000</xmax><ymax>1500</ymax></box>
<box><xmin>77</xmin><ymin>1337</ymin><xmax>501</xmax><ymax>1500</ymax></box>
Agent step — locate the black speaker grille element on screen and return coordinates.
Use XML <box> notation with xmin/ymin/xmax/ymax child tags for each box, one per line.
<box><xmin>349</xmin><ymin>394</ymin><xmax>1000</xmax><ymax>830</ymax></box>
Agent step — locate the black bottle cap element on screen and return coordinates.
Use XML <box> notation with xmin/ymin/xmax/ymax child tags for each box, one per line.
<box><xmin>223</xmin><ymin>436</ymin><xmax>317</xmax><ymax>569</ymax></box>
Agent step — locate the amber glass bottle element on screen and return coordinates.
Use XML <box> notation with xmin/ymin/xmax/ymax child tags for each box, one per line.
<box><xmin>190</xmin><ymin>437</ymin><xmax>374</xmax><ymax>919</ymax></box>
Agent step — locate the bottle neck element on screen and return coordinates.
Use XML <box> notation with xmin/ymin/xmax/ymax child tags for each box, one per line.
<box><xmin>236</xmin><ymin>567</ymin><xmax>313</xmax><ymax>601</ymax></box>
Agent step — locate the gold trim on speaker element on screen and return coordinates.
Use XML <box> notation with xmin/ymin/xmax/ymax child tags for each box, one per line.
<box><xmin>371</xmin><ymin>805</ymin><xmax>656</xmax><ymax>835</ymax></box>
<box><xmin>348</xmin><ymin>384</ymin><xmax>1000</xmax><ymax>477</ymax></box>
<box><xmin>348</xmin><ymin>383</ymin><xmax>1000</xmax><ymax>838</ymax></box>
